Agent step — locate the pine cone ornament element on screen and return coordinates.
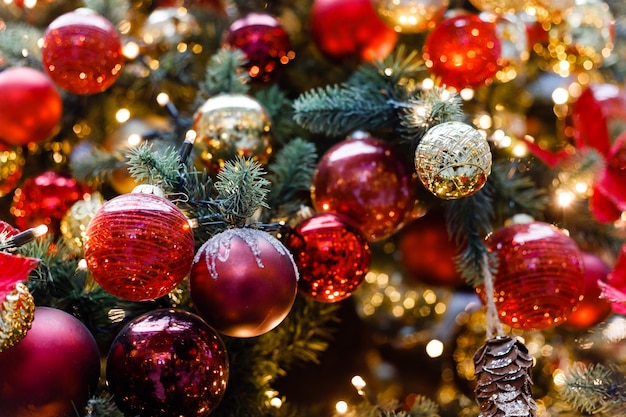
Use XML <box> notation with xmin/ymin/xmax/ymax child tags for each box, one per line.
<box><xmin>0</xmin><ymin>282</ymin><xmax>35</xmax><ymax>351</ymax></box>
<box><xmin>473</xmin><ymin>336</ymin><xmax>537</xmax><ymax>417</ymax></box>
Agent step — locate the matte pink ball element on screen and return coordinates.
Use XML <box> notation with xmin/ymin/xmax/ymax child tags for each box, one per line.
<box><xmin>84</xmin><ymin>192</ymin><xmax>195</xmax><ymax>301</ymax></box>
<box><xmin>41</xmin><ymin>8</ymin><xmax>124</xmax><ymax>95</ymax></box>
<box><xmin>0</xmin><ymin>307</ymin><xmax>101</xmax><ymax>417</ymax></box>
<box><xmin>190</xmin><ymin>228</ymin><xmax>298</xmax><ymax>338</ymax></box>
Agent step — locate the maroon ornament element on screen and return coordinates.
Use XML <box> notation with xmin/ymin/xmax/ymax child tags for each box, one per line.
<box><xmin>0</xmin><ymin>67</ymin><xmax>62</xmax><ymax>146</ymax></box>
<box><xmin>310</xmin><ymin>0</ymin><xmax>398</xmax><ymax>63</ymax></box>
<box><xmin>41</xmin><ymin>8</ymin><xmax>124</xmax><ymax>95</ymax></box>
<box><xmin>107</xmin><ymin>308</ymin><xmax>229</xmax><ymax>417</ymax></box>
<box><xmin>565</xmin><ymin>252</ymin><xmax>613</xmax><ymax>329</ymax></box>
<box><xmin>0</xmin><ymin>306</ymin><xmax>101</xmax><ymax>417</ymax></box>
<box><xmin>10</xmin><ymin>170</ymin><xmax>91</xmax><ymax>233</ymax></box>
<box><xmin>285</xmin><ymin>212</ymin><xmax>371</xmax><ymax>303</ymax></box>
<box><xmin>189</xmin><ymin>228</ymin><xmax>299</xmax><ymax>337</ymax></box>
<box><xmin>84</xmin><ymin>189</ymin><xmax>195</xmax><ymax>302</ymax></box>
<box><xmin>423</xmin><ymin>14</ymin><xmax>502</xmax><ymax>89</ymax></box>
<box><xmin>223</xmin><ymin>13</ymin><xmax>293</xmax><ymax>82</ymax></box>
<box><xmin>397</xmin><ymin>211</ymin><xmax>466</xmax><ymax>288</ymax></box>
<box><xmin>478</xmin><ymin>220</ymin><xmax>584</xmax><ymax>330</ymax></box>
<box><xmin>311</xmin><ymin>133</ymin><xmax>416</xmax><ymax>241</ymax></box>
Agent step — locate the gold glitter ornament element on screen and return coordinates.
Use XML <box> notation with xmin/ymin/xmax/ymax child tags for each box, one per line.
<box><xmin>468</xmin><ymin>0</ymin><xmax>530</xmax><ymax>14</ymax></box>
<box><xmin>60</xmin><ymin>192</ymin><xmax>105</xmax><ymax>255</ymax></box>
<box><xmin>192</xmin><ymin>93</ymin><xmax>272</xmax><ymax>173</ymax></box>
<box><xmin>0</xmin><ymin>142</ymin><xmax>25</xmax><ymax>198</ymax></box>
<box><xmin>0</xmin><ymin>283</ymin><xmax>35</xmax><ymax>352</ymax></box>
<box><xmin>415</xmin><ymin>121</ymin><xmax>492</xmax><ymax>199</ymax></box>
<box><xmin>372</xmin><ymin>0</ymin><xmax>449</xmax><ymax>33</ymax></box>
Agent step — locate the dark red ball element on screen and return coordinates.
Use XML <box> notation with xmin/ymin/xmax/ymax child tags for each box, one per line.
<box><xmin>0</xmin><ymin>307</ymin><xmax>101</xmax><ymax>417</ymax></box>
<box><xmin>190</xmin><ymin>228</ymin><xmax>298</xmax><ymax>337</ymax></box>
<box><xmin>423</xmin><ymin>14</ymin><xmax>502</xmax><ymax>89</ymax></box>
<box><xmin>107</xmin><ymin>309</ymin><xmax>228</xmax><ymax>417</ymax></box>
<box><xmin>0</xmin><ymin>67</ymin><xmax>62</xmax><ymax>146</ymax></box>
<box><xmin>310</xmin><ymin>0</ymin><xmax>398</xmax><ymax>63</ymax></box>
<box><xmin>223</xmin><ymin>13</ymin><xmax>292</xmax><ymax>82</ymax></box>
<box><xmin>285</xmin><ymin>212</ymin><xmax>371</xmax><ymax>303</ymax></box>
<box><xmin>41</xmin><ymin>8</ymin><xmax>124</xmax><ymax>95</ymax></box>
<box><xmin>312</xmin><ymin>133</ymin><xmax>416</xmax><ymax>241</ymax></box>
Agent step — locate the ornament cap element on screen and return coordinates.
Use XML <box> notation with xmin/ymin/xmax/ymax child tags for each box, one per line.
<box><xmin>131</xmin><ymin>184</ymin><xmax>165</xmax><ymax>198</ymax></box>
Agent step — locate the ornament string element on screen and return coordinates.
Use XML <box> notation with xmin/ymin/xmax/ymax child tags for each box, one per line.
<box><xmin>481</xmin><ymin>252</ymin><xmax>504</xmax><ymax>339</ymax></box>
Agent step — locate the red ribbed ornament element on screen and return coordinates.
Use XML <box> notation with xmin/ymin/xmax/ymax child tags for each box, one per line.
<box><xmin>285</xmin><ymin>212</ymin><xmax>371</xmax><ymax>303</ymax></box>
<box><xmin>41</xmin><ymin>8</ymin><xmax>124</xmax><ymax>95</ymax></box>
<box><xmin>189</xmin><ymin>228</ymin><xmax>298</xmax><ymax>338</ymax></box>
<box><xmin>478</xmin><ymin>220</ymin><xmax>584</xmax><ymax>331</ymax></box>
<box><xmin>84</xmin><ymin>190</ymin><xmax>194</xmax><ymax>301</ymax></box>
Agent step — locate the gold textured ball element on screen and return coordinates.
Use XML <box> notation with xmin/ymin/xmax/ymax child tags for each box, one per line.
<box><xmin>192</xmin><ymin>93</ymin><xmax>272</xmax><ymax>173</ymax></box>
<box><xmin>372</xmin><ymin>0</ymin><xmax>449</xmax><ymax>33</ymax></box>
<box><xmin>60</xmin><ymin>192</ymin><xmax>105</xmax><ymax>255</ymax></box>
<box><xmin>0</xmin><ymin>142</ymin><xmax>25</xmax><ymax>198</ymax></box>
<box><xmin>0</xmin><ymin>283</ymin><xmax>35</xmax><ymax>352</ymax></box>
<box><xmin>415</xmin><ymin>121</ymin><xmax>492</xmax><ymax>199</ymax></box>
<box><xmin>467</xmin><ymin>0</ymin><xmax>529</xmax><ymax>14</ymax></box>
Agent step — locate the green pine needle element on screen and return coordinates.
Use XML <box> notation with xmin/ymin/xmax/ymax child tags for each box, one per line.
<box><xmin>200</xmin><ymin>47</ymin><xmax>250</xmax><ymax>97</ymax></box>
<box><xmin>126</xmin><ymin>142</ymin><xmax>184</xmax><ymax>193</ymax></box>
<box><xmin>0</xmin><ymin>23</ymin><xmax>42</xmax><ymax>66</ymax></box>
<box><xmin>69</xmin><ymin>141</ymin><xmax>125</xmax><ymax>187</ymax></box>
<box><xmin>560</xmin><ymin>362</ymin><xmax>626</xmax><ymax>415</ymax></box>
<box><xmin>215</xmin><ymin>157</ymin><xmax>270</xmax><ymax>224</ymax></box>
<box><xmin>82</xmin><ymin>394</ymin><xmax>125</xmax><ymax>417</ymax></box>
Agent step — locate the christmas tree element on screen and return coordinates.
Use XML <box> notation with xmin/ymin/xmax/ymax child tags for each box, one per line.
<box><xmin>1</xmin><ymin>0</ymin><xmax>626</xmax><ymax>416</ymax></box>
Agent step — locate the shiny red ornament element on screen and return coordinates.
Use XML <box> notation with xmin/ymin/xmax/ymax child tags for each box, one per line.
<box><xmin>565</xmin><ymin>252</ymin><xmax>613</xmax><ymax>329</ymax></box>
<box><xmin>84</xmin><ymin>190</ymin><xmax>195</xmax><ymax>301</ymax></box>
<box><xmin>189</xmin><ymin>228</ymin><xmax>298</xmax><ymax>337</ymax></box>
<box><xmin>478</xmin><ymin>220</ymin><xmax>585</xmax><ymax>331</ymax></box>
<box><xmin>311</xmin><ymin>133</ymin><xmax>416</xmax><ymax>241</ymax></box>
<box><xmin>285</xmin><ymin>213</ymin><xmax>371</xmax><ymax>303</ymax></box>
<box><xmin>0</xmin><ymin>67</ymin><xmax>62</xmax><ymax>146</ymax></box>
<box><xmin>423</xmin><ymin>14</ymin><xmax>502</xmax><ymax>89</ymax></box>
<box><xmin>10</xmin><ymin>171</ymin><xmax>91</xmax><ymax>233</ymax></box>
<box><xmin>41</xmin><ymin>8</ymin><xmax>124</xmax><ymax>95</ymax></box>
<box><xmin>397</xmin><ymin>211</ymin><xmax>466</xmax><ymax>288</ymax></box>
<box><xmin>0</xmin><ymin>306</ymin><xmax>101</xmax><ymax>417</ymax></box>
<box><xmin>107</xmin><ymin>309</ymin><xmax>228</xmax><ymax>417</ymax></box>
<box><xmin>223</xmin><ymin>13</ymin><xmax>293</xmax><ymax>82</ymax></box>
<box><xmin>310</xmin><ymin>0</ymin><xmax>398</xmax><ymax>63</ymax></box>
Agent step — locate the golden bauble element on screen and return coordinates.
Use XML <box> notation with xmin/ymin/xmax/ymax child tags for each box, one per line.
<box><xmin>0</xmin><ymin>142</ymin><xmax>25</xmax><ymax>198</ymax></box>
<box><xmin>0</xmin><ymin>283</ymin><xmax>35</xmax><ymax>352</ymax></box>
<box><xmin>415</xmin><ymin>121</ymin><xmax>492</xmax><ymax>199</ymax></box>
<box><xmin>192</xmin><ymin>93</ymin><xmax>272</xmax><ymax>173</ymax></box>
<box><xmin>468</xmin><ymin>0</ymin><xmax>531</xmax><ymax>14</ymax></box>
<box><xmin>60</xmin><ymin>192</ymin><xmax>105</xmax><ymax>255</ymax></box>
<box><xmin>372</xmin><ymin>0</ymin><xmax>449</xmax><ymax>33</ymax></box>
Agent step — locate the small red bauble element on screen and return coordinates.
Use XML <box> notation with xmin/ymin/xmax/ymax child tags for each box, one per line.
<box><xmin>107</xmin><ymin>308</ymin><xmax>228</xmax><ymax>417</ymax></box>
<box><xmin>285</xmin><ymin>212</ymin><xmax>371</xmax><ymax>303</ymax></box>
<box><xmin>0</xmin><ymin>67</ymin><xmax>62</xmax><ymax>146</ymax></box>
<box><xmin>10</xmin><ymin>170</ymin><xmax>91</xmax><ymax>233</ymax></box>
<box><xmin>0</xmin><ymin>307</ymin><xmax>101</xmax><ymax>417</ymax></box>
<box><xmin>397</xmin><ymin>211</ymin><xmax>466</xmax><ymax>288</ymax></box>
<box><xmin>311</xmin><ymin>133</ymin><xmax>416</xmax><ymax>241</ymax></box>
<box><xmin>223</xmin><ymin>13</ymin><xmax>293</xmax><ymax>82</ymax></box>
<box><xmin>477</xmin><ymin>220</ymin><xmax>584</xmax><ymax>330</ymax></box>
<box><xmin>565</xmin><ymin>252</ymin><xmax>613</xmax><ymax>329</ymax></box>
<box><xmin>189</xmin><ymin>228</ymin><xmax>298</xmax><ymax>338</ymax></box>
<box><xmin>41</xmin><ymin>8</ymin><xmax>124</xmax><ymax>95</ymax></box>
<box><xmin>310</xmin><ymin>0</ymin><xmax>398</xmax><ymax>63</ymax></box>
<box><xmin>423</xmin><ymin>14</ymin><xmax>502</xmax><ymax>89</ymax></box>
<box><xmin>83</xmin><ymin>189</ymin><xmax>195</xmax><ymax>301</ymax></box>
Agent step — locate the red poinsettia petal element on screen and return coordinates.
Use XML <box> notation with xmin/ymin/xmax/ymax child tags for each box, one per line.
<box><xmin>0</xmin><ymin>252</ymin><xmax>39</xmax><ymax>299</ymax></box>
<box><xmin>589</xmin><ymin>181</ymin><xmax>623</xmax><ymax>223</ymax></box>
<box><xmin>521</xmin><ymin>135</ymin><xmax>573</xmax><ymax>168</ymax></box>
<box><xmin>0</xmin><ymin>221</ymin><xmax>18</xmax><ymax>239</ymax></box>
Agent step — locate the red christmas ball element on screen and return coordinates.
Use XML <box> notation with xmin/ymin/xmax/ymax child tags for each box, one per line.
<box><xmin>423</xmin><ymin>14</ymin><xmax>502</xmax><ymax>89</ymax></box>
<box><xmin>397</xmin><ymin>211</ymin><xmax>466</xmax><ymax>288</ymax></box>
<box><xmin>41</xmin><ymin>8</ymin><xmax>124</xmax><ymax>95</ymax></box>
<box><xmin>107</xmin><ymin>308</ymin><xmax>228</xmax><ymax>417</ymax></box>
<box><xmin>477</xmin><ymin>220</ymin><xmax>584</xmax><ymax>331</ymax></box>
<box><xmin>189</xmin><ymin>228</ymin><xmax>298</xmax><ymax>337</ymax></box>
<box><xmin>10</xmin><ymin>171</ymin><xmax>91</xmax><ymax>233</ymax></box>
<box><xmin>311</xmin><ymin>133</ymin><xmax>416</xmax><ymax>241</ymax></box>
<box><xmin>0</xmin><ymin>67</ymin><xmax>62</xmax><ymax>146</ymax></box>
<box><xmin>565</xmin><ymin>252</ymin><xmax>613</xmax><ymax>329</ymax></box>
<box><xmin>84</xmin><ymin>189</ymin><xmax>195</xmax><ymax>301</ymax></box>
<box><xmin>285</xmin><ymin>212</ymin><xmax>371</xmax><ymax>303</ymax></box>
<box><xmin>310</xmin><ymin>0</ymin><xmax>398</xmax><ymax>63</ymax></box>
<box><xmin>223</xmin><ymin>13</ymin><xmax>292</xmax><ymax>82</ymax></box>
<box><xmin>0</xmin><ymin>306</ymin><xmax>101</xmax><ymax>417</ymax></box>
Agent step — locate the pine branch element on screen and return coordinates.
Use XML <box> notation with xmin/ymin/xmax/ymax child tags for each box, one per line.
<box><xmin>215</xmin><ymin>157</ymin><xmax>270</xmax><ymax>225</ymax></box>
<box><xmin>82</xmin><ymin>394</ymin><xmax>125</xmax><ymax>417</ymax></box>
<box><xmin>255</xmin><ymin>85</ymin><xmax>298</xmax><ymax>145</ymax></box>
<box><xmin>82</xmin><ymin>0</ymin><xmax>129</xmax><ymax>25</ymax></box>
<box><xmin>0</xmin><ymin>22</ymin><xmax>42</xmax><ymax>67</ymax></box>
<box><xmin>199</xmin><ymin>47</ymin><xmax>250</xmax><ymax>97</ymax></box>
<box><xmin>266</xmin><ymin>138</ymin><xmax>317</xmax><ymax>222</ymax></box>
<box><xmin>126</xmin><ymin>142</ymin><xmax>184</xmax><ymax>193</ymax></box>
<box><xmin>69</xmin><ymin>141</ymin><xmax>125</xmax><ymax>186</ymax></box>
<box><xmin>560</xmin><ymin>363</ymin><xmax>626</xmax><ymax>415</ymax></box>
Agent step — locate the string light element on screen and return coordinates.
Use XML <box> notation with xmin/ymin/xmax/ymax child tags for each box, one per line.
<box><xmin>425</xmin><ymin>339</ymin><xmax>444</xmax><ymax>358</ymax></box>
<box><xmin>335</xmin><ymin>401</ymin><xmax>348</xmax><ymax>414</ymax></box>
